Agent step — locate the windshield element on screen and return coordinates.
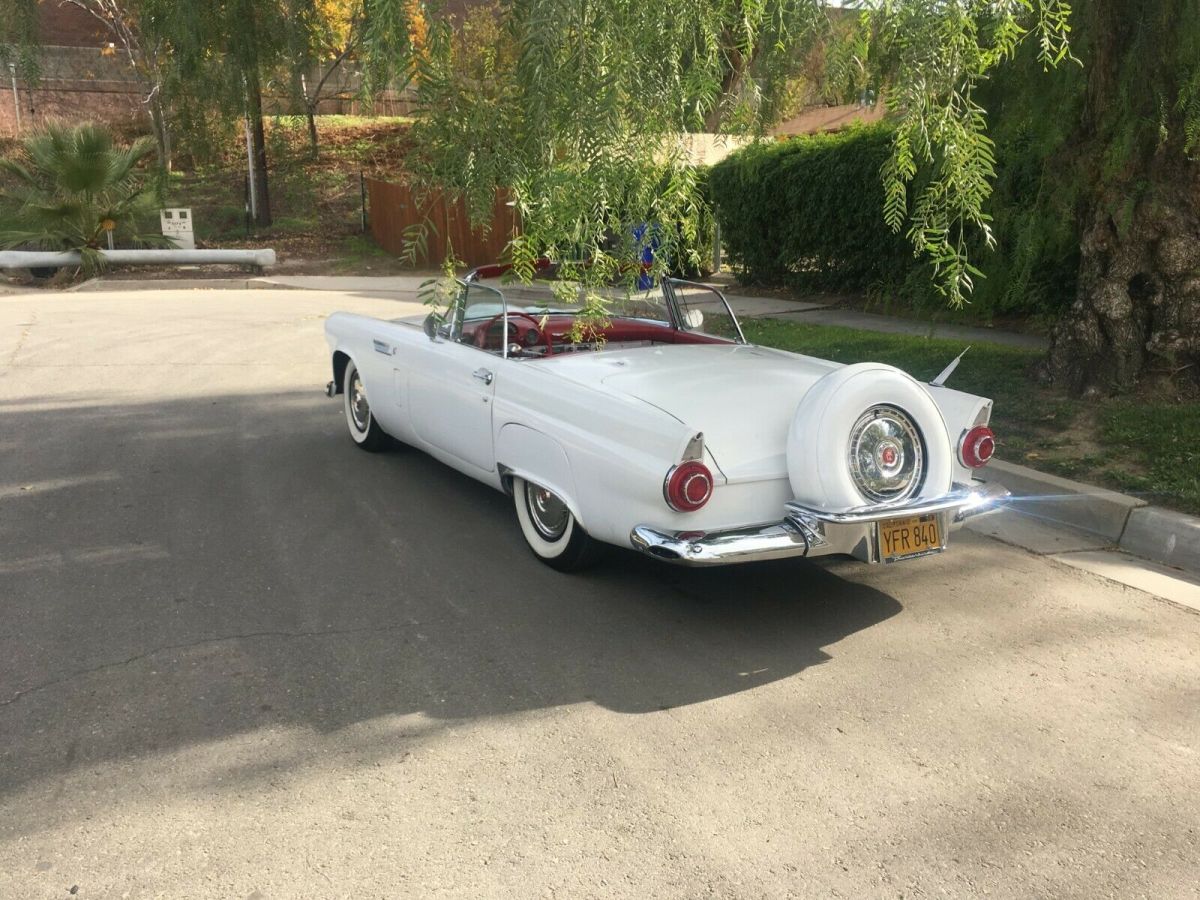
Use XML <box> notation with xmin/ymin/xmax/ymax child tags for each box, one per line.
<box><xmin>473</xmin><ymin>281</ymin><xmax>673</xmax><ymax>325</ymax></box>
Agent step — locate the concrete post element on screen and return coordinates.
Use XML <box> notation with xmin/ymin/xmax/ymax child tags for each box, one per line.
<box><xmin>8</xmin><ymin>63</ymin><xmax>20</xmax><ymax>132</ymax></box>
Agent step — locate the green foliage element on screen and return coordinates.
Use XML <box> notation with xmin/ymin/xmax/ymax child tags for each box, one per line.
<box><xmin>866</xmin><ymin>1</ymin><xmax>1077</xmax><ymax>307</ymax></box>
<box><xmin>945</xmin><ymin>0</ymin><xmax>1199</xmax><ymax>319</ymax></box>
<box><xmin>1181</xmin><ymin>66</ymin><xmax>1200</xmax><ymax>158</ymax></box>
<box><xmin>139</xmin><ymin>0</ymin><xmax>295</xmax><ymax>111</ymax></box>
<box><xmin>398</xmin><ymin>0</ymin><xmax>832</xmax><ymax>312</ymax></box>
<box><xmin>335</xmin><ymin>233</ymin><xmax>390</xmax><ymax>271</ymax></box>
<box><xmin>403</xmin><ymin>1</ymin><xmax>519</xmax><ymax>229</ymax></box>
<box><xmin>1078</xmin><ymin>1</ymin><xmax>1200</xmax><ymax>179</ymax></box>
<box><xmin>358</xmin><ymin>0</ymin><xmax>423</xmax><ymax>98</ymax></box>
<box><xmin>0</xmin><ymin>123</ymin><xmax>172</xmax><ymax>274</ymax></box>
<box><xmin>707</xmin><ymin>125</ymin><xmax>918</xmax><ymax>290</ymax></box>
<box><xmin>710</xmin><ymin>22</ymin><xmax>1089</xmax><ymax>320</ymax></box>
<box><xmin>966</xmin><ymin>37</ymin><xmax>1085</xmax><ymax>318</ymax></box>
<box><xmin>0</xmin><ymin>0</ymin><xmax>40</xmax><ymax>81</ymax></box>
<box><xmin>391</xmin><ymin>0</ymin><xmax>1077</xmax><ymax>319</ymax></box>
<box><xmin>710</xmin><ymin>1</ymin><xmax>831</xmax><ymax>132</ymax></box>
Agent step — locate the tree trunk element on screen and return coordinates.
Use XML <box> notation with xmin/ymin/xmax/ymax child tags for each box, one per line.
<box><xmin>148</xmin><ymin>96</ymin><xmax>172</xmax><ymax>173</ymax></box>
<box><xmin>1045</xmin><ymin>0</ymin><xmax>1200</xmax><ymax>394</ymax></box>
<box><xmin>1046</xmin><ymin>168</ymin><xmax>1200</xmax><ymax>395</ymax></box>
<box><xmin>245</xmin><ymin>71</ymin><xmax>272</xmax><ymax>227</ymax></box>
<box><xmin>306</xmin><ymin>104</ymin><xmax>320</xmax><ymax>159</ymax></box>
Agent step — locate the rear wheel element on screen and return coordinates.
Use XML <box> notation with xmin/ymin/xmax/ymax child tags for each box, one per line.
<box><xmin>512</xmin><ymin>476</ymin><xmax>603</xmax><ymax>571</ymax></box>
<box><xmin>343</xmin><ymin>360</ymin><xmax>390</xmax><ymax>452</ymax></box>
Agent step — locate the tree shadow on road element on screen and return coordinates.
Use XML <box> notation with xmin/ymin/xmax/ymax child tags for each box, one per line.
<box><xmin>0</xmin><ymin>390</ymin><xmax>902</xmax><ymax>811</ymax></box>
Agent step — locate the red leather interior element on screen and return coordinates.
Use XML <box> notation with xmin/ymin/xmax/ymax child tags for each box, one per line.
<box><xmin>463</xmin><ymin>315</ymin><xmax>729</xmax><ymax>351</ymax></box>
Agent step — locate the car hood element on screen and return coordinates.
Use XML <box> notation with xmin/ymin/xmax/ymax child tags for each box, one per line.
<box><xmin>541</xmin><ymin>344</ymin><xmax>841</xmax><ymax>481</ymax></box>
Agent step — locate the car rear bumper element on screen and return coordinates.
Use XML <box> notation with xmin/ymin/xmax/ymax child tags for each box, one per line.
<box><xmin>629</xmin><ymin>481</ymin><xmax>1009</xmax><ymax>566</ymax></box>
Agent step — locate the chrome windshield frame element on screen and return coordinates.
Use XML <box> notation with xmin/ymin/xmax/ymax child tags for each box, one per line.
<box><xmin>451</xmin><ymin>277</ymin><xmax>511</xmax><ymax>358</ymax></box>
<box><xmin>461</xmin><ymin>265</ymin><xmax>746</xmax><ymax>348</ymax></box>
<box><xmin>662</xmin><ymin>278</ymin><xmax>747</xmax><ymax>344</ymax></box>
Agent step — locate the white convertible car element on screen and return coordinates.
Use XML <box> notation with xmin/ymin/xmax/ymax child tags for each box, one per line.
<box><xmin>324</xmin><ymin>265</ymin><xmax>1007</xmax><ymax>570</ymax></box>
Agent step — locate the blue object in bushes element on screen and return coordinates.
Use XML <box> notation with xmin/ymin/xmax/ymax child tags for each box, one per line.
<box><xmin>632</xmin><ymin>223</ymin><xmax>659</xmax><ymax>290</ymax></box>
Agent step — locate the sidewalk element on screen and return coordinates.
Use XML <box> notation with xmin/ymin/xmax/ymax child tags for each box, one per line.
<box><xmin>972</xmin><ymin>461</ymin><xmax>1200</xmax><ymax>614</ymax></box>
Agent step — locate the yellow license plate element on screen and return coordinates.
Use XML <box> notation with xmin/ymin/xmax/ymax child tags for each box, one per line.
<box><xmin>879</xmin><ymin>513</ymin><xmax>944</xmax><ymax>563</ymax></box>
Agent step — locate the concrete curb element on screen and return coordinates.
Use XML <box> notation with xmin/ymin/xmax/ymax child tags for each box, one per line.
<box><xmin>1119</xmin><ymin>508</ymin><xmax>1200</xmax><ymax>572</ymax></box>
<box><xmin>70</xmin><ymin>277</ymin><xmax>270</xmax><ymax>292</ymax></box>
<box><xmin>67</xmin><ymin>276</ymin><xmax>431</xmax><ymax>294</ymax></box>
<box><xmin>980</xmin><ymin>459</ymin><xmax>1200</xmax><ymax>576</ymax></box>
<box><xmin>979</xmin><ymin>460</ymin><xmax>1146</xmax><ymax>542</ymax></box>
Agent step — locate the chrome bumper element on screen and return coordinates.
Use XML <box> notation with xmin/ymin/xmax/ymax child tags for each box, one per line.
<box><xmin>629</xmin><ymin>482</ymin><xmax>1009</xmax><ymax>566</ymax></box>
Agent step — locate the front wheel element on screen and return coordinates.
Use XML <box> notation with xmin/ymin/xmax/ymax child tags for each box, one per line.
<box><xmin>343</xmin><ymin>360</ymin><xmax>391</xmax><ymax>452</ymax></box>
<box><xmin>512</xmin><ymin>477</ymin><xmax>603</xmax><ymax>572</ymax></box>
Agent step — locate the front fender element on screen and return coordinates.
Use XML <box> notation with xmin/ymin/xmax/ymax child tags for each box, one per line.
<box><xmin>496</xmin><ymin>424</ymin><xmax>584</xmax><ymax>528</ymax></box>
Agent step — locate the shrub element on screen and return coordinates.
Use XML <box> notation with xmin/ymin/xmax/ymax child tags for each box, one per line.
<box><xmin>708</xmin><ymin>110</ymin><xmax>1082</xmax><ymax>321</ymax></box>
<box><xmin>707</xmin><ymin>124</ymin><xmax>919</xmax><ymax>291</ymax></box>
<box><xmin>0</xmin><ymin>123</ymin><xmax>171</xmax><ymax>274</ymax></box>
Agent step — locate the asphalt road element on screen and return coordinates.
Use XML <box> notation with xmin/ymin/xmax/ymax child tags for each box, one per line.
<box><xmin>1</xmin><ymin>288</ymin><xmax>1197</xmax><ymax>899</ymax></box>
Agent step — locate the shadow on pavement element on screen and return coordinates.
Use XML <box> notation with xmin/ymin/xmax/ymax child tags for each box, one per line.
<box><xmin>0</xmin><ymin>390</ymin><xmax>901</xmax><ymax>803</ymax></box>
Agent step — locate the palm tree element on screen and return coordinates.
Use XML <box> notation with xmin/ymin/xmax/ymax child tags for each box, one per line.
<box><xmin>0</xmin><ymin>123</ymin><xmax>173</xmax><ymax>275</ymax></box>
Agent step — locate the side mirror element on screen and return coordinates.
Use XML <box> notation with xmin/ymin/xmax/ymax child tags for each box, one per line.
<box><xmin>424</xmin><ymin>313</ymin><xmax>450</xmax><ymax>342</ymax></box>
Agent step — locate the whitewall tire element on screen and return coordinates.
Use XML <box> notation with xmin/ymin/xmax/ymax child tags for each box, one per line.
<box><xmin>343</xmin><ymin>360</ymin><xmax>391</xmax><ymax>452</ymax></box>
<box><xmin>512</xmin><ymin>476</ymin><xmax>602</xmax><ymax>571</ymax></box>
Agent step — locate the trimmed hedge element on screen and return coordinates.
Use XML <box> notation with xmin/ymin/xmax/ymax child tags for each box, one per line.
<box><xmin>707</xmin><ymin>124</ymin><xmax>918</xmax><ymax>291</ymax></box>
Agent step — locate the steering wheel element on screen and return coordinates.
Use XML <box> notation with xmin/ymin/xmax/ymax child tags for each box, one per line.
<box><xmin>473</xmin><ymin>311</ymin><xmax>556</xmax><ymax>356</ymax></box>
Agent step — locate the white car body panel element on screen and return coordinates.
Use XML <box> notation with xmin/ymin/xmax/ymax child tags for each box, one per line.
<box><xmin>541</xmin><ymin>343</ymin><xmax>837</xmax><ymax>484</ymax></box>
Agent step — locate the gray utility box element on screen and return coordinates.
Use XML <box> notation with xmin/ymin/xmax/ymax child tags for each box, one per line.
<box><xmin>160</xmin><ymin>208</ymin><xmax>196</xmax><ymax>250</ymax></box>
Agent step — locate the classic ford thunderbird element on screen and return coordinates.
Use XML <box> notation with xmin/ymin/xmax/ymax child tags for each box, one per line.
<box><xmin>324</xmin><ymin>266</ymin><xmax>1007</xmax><ymax>570</ymax></box>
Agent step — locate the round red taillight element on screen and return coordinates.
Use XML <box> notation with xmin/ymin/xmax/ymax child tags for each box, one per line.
<box><xmin>664</xmin><ymin>461</ymin><xmax>713</xmax><ymax>512</ymax></box>
<box><xmin>959</xmin><ymin>425</ymin><xmax>996</xmax><ymax>468</ymax></box>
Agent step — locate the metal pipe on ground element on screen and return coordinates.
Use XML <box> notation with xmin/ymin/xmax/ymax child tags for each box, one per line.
<box><xmin>0</xmin><ymin>249</ymin><xmax>277</xmax><ymax>269</ymax></box>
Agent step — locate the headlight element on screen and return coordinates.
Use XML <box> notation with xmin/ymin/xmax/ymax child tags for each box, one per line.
<box><xmin>848</xmin><ymin>404</ymin><xmax>925</xmax><ymax>504</ymax></box>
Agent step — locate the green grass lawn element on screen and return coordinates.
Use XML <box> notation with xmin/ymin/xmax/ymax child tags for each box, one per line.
<box><xmin>742</xmin><ymin>318</ymin><xmax>1200</xmax><ymax>515</ymax></box>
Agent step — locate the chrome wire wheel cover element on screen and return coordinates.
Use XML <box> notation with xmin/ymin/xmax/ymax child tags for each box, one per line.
<box><xmin>848</xmin><ymin>404</ymin><xmax>925</xmax><ymax>503</ymax></box>
<box><xmin>525</xmin><ymin>482</ymin><xmax>570</xmax><ymax>541</ymax></box>
<box><xmin>349</xmin><ymin>371</ymin><xmax>371</xmax><ymax>432</ymax></box>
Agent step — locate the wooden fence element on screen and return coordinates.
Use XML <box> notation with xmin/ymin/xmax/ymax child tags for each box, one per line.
<box><xmin>365</xmin><ymin>177</ymin><xmax>517</xmax><ymax>267</ymax></box>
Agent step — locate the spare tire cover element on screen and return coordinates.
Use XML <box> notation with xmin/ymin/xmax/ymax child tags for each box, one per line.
<box><xmin>787</xmin><ymin>363</ymin><xmax>953</xmax><ymax>511</ymax></box>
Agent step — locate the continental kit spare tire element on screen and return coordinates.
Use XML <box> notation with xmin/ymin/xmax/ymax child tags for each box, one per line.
<box><xmin>786</xmin><ymin>363</ymin><xmax>954</xmax><ymax>512</ymax></box>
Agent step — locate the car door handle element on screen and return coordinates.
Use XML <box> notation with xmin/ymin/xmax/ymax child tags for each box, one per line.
<box><xmin>472</xmin><ymin>368</ymin><xmax>494</xmax><ymax>385</ymax></box>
